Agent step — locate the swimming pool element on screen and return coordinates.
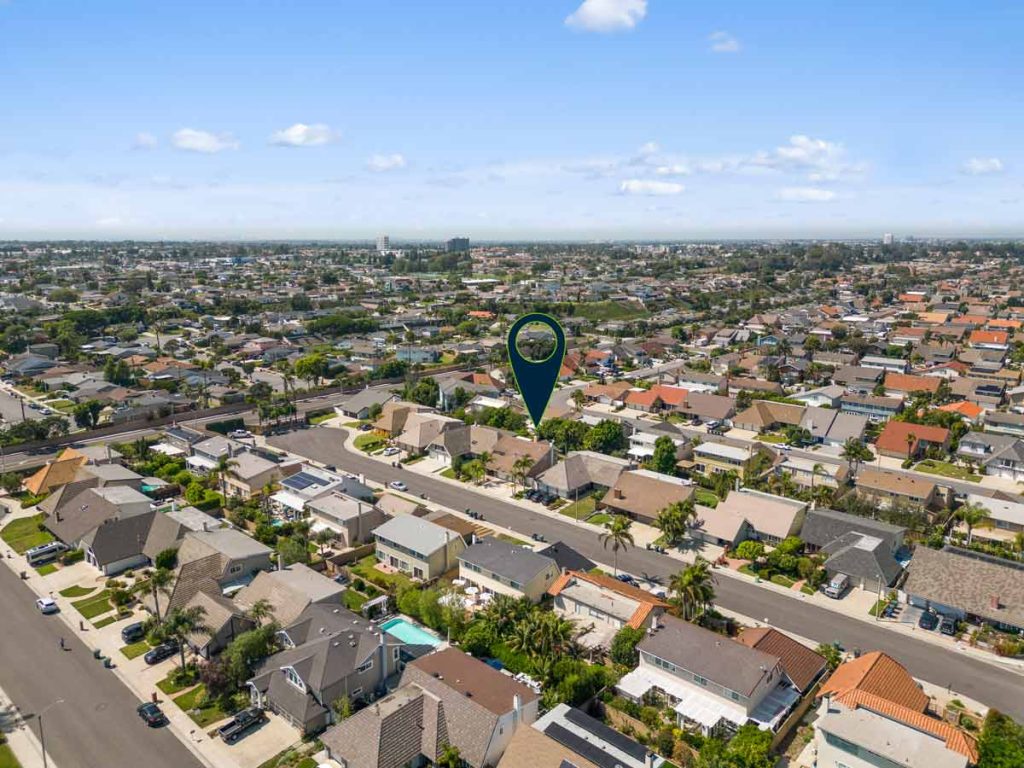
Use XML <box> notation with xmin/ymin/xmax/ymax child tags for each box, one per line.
<box><xmin>381</xmin><ymin>617</ymin><xmax>442</xmax><ymax>647</ymax></box>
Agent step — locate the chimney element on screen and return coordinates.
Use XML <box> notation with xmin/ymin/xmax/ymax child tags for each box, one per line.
<box><xmin>356</xmin><ymin>501</ymin><xmax>363</xmax><ymax>543</ymax></box>
<box><xmin>512</xmin><ymin>693</ymin><xmax>522</xmax><ymax>727</ymax></box>
<box><xmin>444</xmin><ymin>530</ymin><xmax>451</xmax><ymax>572</ymax></box>
<box><xmin>171</xmin><ymin>500</ymin><xmax>177</xmax><ymax>513</ymax></box>
<box><xmin>991</xmin><ymin>594</ymin><xmax>1000</xmax><ymax>610</ymax></box>
<box><xmin>613</xmin><ymin>488</ymin><xmax>623</xmax><ymax>499</ymax></box>
<box><xmin>650</xmin><ymin>612</ymin><xmax>659</xmax><ymax>632</ymax></box>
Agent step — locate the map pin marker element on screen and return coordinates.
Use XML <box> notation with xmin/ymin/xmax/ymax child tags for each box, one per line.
<box><xmin>507</xmin><ymin>312</ymin><xmax>566</xmax><ymax>429</ymax></box>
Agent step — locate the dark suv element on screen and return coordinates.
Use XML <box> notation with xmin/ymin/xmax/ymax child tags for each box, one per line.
<box><xmin>121</xmin><ymin>622</ymin><xmax>147</xmax><ymax>644</ymax></box>
<box><xmin>144</xmin><ymin>642</ymin><xmax>178</xmax><ymax>665</ymax></box>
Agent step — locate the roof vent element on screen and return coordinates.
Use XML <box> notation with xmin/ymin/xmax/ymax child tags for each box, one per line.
<box><xmin>464</xmin><ymin>691</ymin><xmax>473</xmax><ymax>698</ymax></box>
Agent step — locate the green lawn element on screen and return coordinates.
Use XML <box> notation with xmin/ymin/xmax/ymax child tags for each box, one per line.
<box><xmin>34</xmin><ymin>563</ymin><xmax>58</xmax><ymax>576</ymax></box>
<box><xmin>173</xmin><ymin>684</ymin><xmax>228</xmax><ymax>728</ymax></box>
<box><xmin>308</xmin><ymin>412</ymin><xmax>335</xmax><ymax>425</ymax></box>
<box><xmin>349</xmin><ymin>555</ymin><xmax>413</xmax><ymax>592</ymax></box>
<box><xmin>343</xmin><ymin>589</ymin><xmax>368</xmax><ymax>611</ymax></box>
<box><xmin>800</xmin><ymin>584</ymin><xmax>817</xmax><ymax>596</ymax></box>
<box><xmin>1</xmin><ymin>514</ymin><xmax>54</xmax><ymax>554</ymax></box>
<box><xmin>574</xmin><ymin>300</ymin><xmax>648</xmax><ymax>322</ymax></box>
<box><xmin>0</xmin><ymin>742</ymin><xmax>22</xmax><ymax>768</ymax></box>
<box><xmin>71</xmin><ymin>590</ymin><xmax>113</xmax><ymax>619</ymax></box>
<box><xmin>59</xmin><ymin>585</ymin><xmax>96</xmax><ymax>598</ymax></box>
<box><xmin>120</xmin><ymin>641</ymin><xmax>150</xmax><ymax>660</ymax></box>
<box><xmin>558</xmin><ymin>495</ymin><xmax>596</xmax><ymax>520</ymax></box>
<box><xmin>157</xmin><ymin>671</ymin><xmax>199</xmax><ymax>696</ymax></box>
<box><xmin>297</xmin><ymin>759</ymin><xmax>318</xmax><ymax>768</ymax></box>
<box><xmin>497</xmin><ymin>534</ymin><xmax>530</xmax><ymax>546</ymax></box>
<box><xmin>694</xmin><ymin>489</ymin><xmax>719</xmax><ymax>508</ymax></box>
<box><xmin>770</xmin><ymin>574</ymin><xmax>796</xmax><ymax>588</ymax></box>
<box><xmin>439</xmin><ymin>468</ymin><xmax>458</xmax><ymax>480</ymax></box>
<box><xmin>738</xmin><ymin>565</ymin><xmax>758</xmax><ymax>578</ymax></box>
<box><xmin>756</xmin><ymin>433</ymin><xmax>788</xmax><ymax>444</ymax></box>
<box><xmin>93</xmin><ymin>614</ymin><xmax>120</xmax><ymax>629</ymax></box>
<box><xmin>588</xmin><ymin>513</ymin><xmax>612</xmax><ymax>525</ymax></box>
<box><xmin>868</xmin><ymin>599</ymin><xmax>890</xmax><ymax>617</ymax></box>
<box><xmin>914</xmin><ymin>460</ymin><xmax>981</xmax><ymax>483</ymax></box>
<box><xmin>354</xmin><ymin>434</ymin><xmax>386</xmax><ymax>453</ymax></box>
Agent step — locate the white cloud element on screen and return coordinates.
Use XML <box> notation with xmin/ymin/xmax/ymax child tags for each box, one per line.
<box><xmin>620</xmin><ymin>179</ymin><xmax>685</xmax><ymax>196</ymax></box>
<box><xmin>708</xmin><ymin>31</ymin><xmax>740</xmax><ymax>53</ymax></box>
<box><xmin>637</xmin><ymin>141</ymin><xmax>659</xmax><ymax>156</ymax></box>
<box><xmin>133</xmin><ymin>132</ymin><xmax>158</xmax><ymax>150</ymax></box>
<box><xmin>655</xmin><ymin>164</ymin><xmax>692</xmax><ymax>176</ymax></box>
<box><xmin>269</xmin><ymin>123</ymin><xmax>339</xmax><ymax>147</ymax></box>
<box><xmin>777</xmin><ymin>187</ymin><xmax>836</xmax><ymax>203</ymax></box>
<box><xmin>172</xmin><ymin>128</ymin><xmax>239</xmax><ymax>154</ymax></box>
<box><xmin>961</xmin><ymin>157</ymin><xmax>1003</xmax><ymax>175</ymax></box>
<box><xmin>565</xmin><ymin>0</ymin><xmax>647</xmax><ymax>33</ymax></box>
<box><xmin>366</xmin><ymin>153</ymin><xmax>408</xmax><ymax>172</ymax></box>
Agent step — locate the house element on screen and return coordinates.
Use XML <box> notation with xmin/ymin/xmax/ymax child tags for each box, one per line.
<box><xmin>735</xmin><ymin>628</ymin><xmax>827</xmax><ymax>695</ymax></box>
<box><xmin>969</xmin><ymin>329</ymin><xmax>1009</xmax><ymax>350</ymax></box>
<box><xmin>394</xmin><ymin>412</ymin><xmax>464</xmax><ymax>455</ymax></box>
<box><xmin>321</xmin><ymin>648</ymin><xmax>539</xmax><ymax>768</ymax></box>
<box><xmin>691</xmin><ymin>488</ymin><xmax>807</xmax><ymax>548</ymax></box>
<box><xmin>791</xmin><ymin>384</ymin><xmax>846</xmax><ymax>409</ymax></box>
<box><xmin>774</xmin><ymin>456</ymin><xmax>848</xmax><ymax>489</ymax></box>
<box><xmin>800</xmin><ymin>508</ymin><xmax>906</xmax><ymax>589</ymax></box>
<box><xmin>874</xmin><ymin>421</ymin><xmax>950</xmax><ymax>459</ymax></box>
<box><xmin>234</xmin><ymin>563</ymin><xmax>345</xmax><ymax>626</ymax></box>
<box><xmin>372</xmin><ymin>400</ymin><xmax>431</xmax><ymax>437</ymax></box>
<box><xmin>982</xmin><ymin>410</ymin><xmax>1024</xmax><ymax>438</ymax></box>
<box><xmin>733</xmin><ymin>400</ymin><xmax>803</xmax><ymax>433</ymax></box>
<box><xmin>248</xmin><ymin>604</ymin><xmax>403</xmax><ymax>733</ymax></box>
<box><xmin>815</xmin><ymin>652</ymin><xmax>977</xmax><ymax>768</ymax></box>
<box><xmin>616</xmin><ymin>615</ymin><xmax>800</xmax><ymax>736</ymax></box>
<box><xmin>185</xmin><ymin>434</ymin><xmax>245</xmax><ymax>474</ymax></box>
<box><xmin>222</xmin><ymin>451</ymin><xmax>298</xmax><ymax>500</ymax></box>
<box><xmin>903</xmin><ymin>546</ymin><xmax>1024</xmax><ymax>633</ymax></box>
<box><xmin>528</xmin><ymin>704</ymin><xmax>663</xmax><ymax>768</ymax></box>
<box><xmin>674</xmin><ymin>391</ymin><xmax>736</xmax><ymax>423</ymax></box>
<box><xmin>599</xmin><ymin>469</ymin><xmax>694</xmax><ymax>525</ymax></box>
<box><xmin>883</xmin><ymin>372</ymin><xmax>942</xmax><ymax>399</ymax></box>
<box><xmin>271</xmin><ymin>465</ymin><xmax>375</xmax><ymax>518</ymax></box>
<box><xmin>534</xmin><ymin>451</ymin><xmax>631</xmax><ymax>499</ymax></box>
<box><xmin>855</xmin><ymin>467</ymin><xmax>942</xmax><ymax>510</ymax></box>
<box><xmin>839</xmin><ymin>394</ymin><xmax>902</xmax><ymax>422</ymax></box>
<box><xmin>22</xmin><ymin>451</ymin><xmax>87</xmax><ymax>496</ymax></box>
<box><xmin>535</xmin><ymin>541</ymin><xmax>595</xmax><ymax>574</ymax></box>
<box><xmin>860</xmin><ymin>355</ymin><xmax>909</xmax><ymax>374</ymax></box>
<box><xmin>163</xmin><ymin>528</ymin><xmax>275</xmax><ymax>614</ymax></box>
<box><xmin>334</xmin><ymin>388</ymin><xmax>398</xmax><ymax>420</ymax></box>
<box><xmin>306</xmin><ymin>493</ymin><xmax>390</xmax><ymax>548</ymax></box>
<box><xmin>689</xmin><ymin>441</ymin><xmax>757</xmax><ymax>476</ymax></box>
<box><xmin>625</xmin><ymin>431</ymin><xmax>687</xmax><ymax>462</ymax></box>
<box><xmin>957</xmin><ymin>431</ymin><xmax>1024</xmax><ymax>481</ymax></box>
<box><xmin>833</xmin><ymin>365</ymin><xmax>883</xmax><ymax>393</ymax></box>
<box><xmin>486</xmin><ymin>435</ymin><xmax>555</xmax><ymax>484</ymax></box>
<box><xmin>961</xmin><ymin>492</ymin><xmax>1024</xmax><ymax>538</ymax></box>
<box><xmin>372</xmin><ymin>515</ymin><xmax>467</xmax><ymax>580</ymax></box>
<box><xmin>428</xmin><ymin>424</ymin><xmax>503</xmax><ymax>466</ymax></box>
<box><xmin>458</xmin><ymin>538</ymin><xmax>560</xmax><ymax>603</ymax></box>
<box><xmin>548</xmin><ymin>569</ymin><xmax>668</xmax><ymax>649</ymax></box>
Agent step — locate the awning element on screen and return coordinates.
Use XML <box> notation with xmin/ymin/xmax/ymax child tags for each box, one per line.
<box><xmin>749</xmin><ymin>684</ymin><xmax>800</xmax><ymax>731</ymax></box>
<box><xmin>151</xmin><ymin>443</ymin><xmax>185</xmax><ymax>457</ymax></box>
<box><xmin>628</xmin><ymin>446</ymin><xmax>655</xmax><ymax>459</ymax></box>
<box><xmin>617</xmin><ymin>667</ymin><xmax>747</xmax><ymax>731</ymax></box>
<box><xmin>271</xmin><ymin>490</ymin><xmax>307</xmax><ymax>513</ymax></box>
<box><xmin>186</xmin><ymin>454</ymin><xmax>218</xmax><ymax>471</ymax></box>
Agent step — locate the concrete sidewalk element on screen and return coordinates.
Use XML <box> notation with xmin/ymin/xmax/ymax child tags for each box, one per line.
<box><xmin>0</xmin><ymin>686</ymin><xmax>54</xmax><ymax>768</ymax></box>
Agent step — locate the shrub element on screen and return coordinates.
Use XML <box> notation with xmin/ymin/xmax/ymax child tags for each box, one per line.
<box><xmin>61</xmin><ymin>548</ymin><xmax>85</xmax><ymax>565</ymax></box>
<box><xmin>734</xmin><ymin>540</ymin><xmax>764</xmax><ymax>561</ymax></box>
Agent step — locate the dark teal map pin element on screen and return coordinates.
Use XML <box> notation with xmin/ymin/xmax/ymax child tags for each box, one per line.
<box><xmin>507</xmin><ymin>313</ymin><xmax>566</xmax><ymax>429</ymax></box>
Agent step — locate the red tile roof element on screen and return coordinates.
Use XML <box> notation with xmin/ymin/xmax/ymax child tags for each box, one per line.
<box><xmin>875</xmin><ymin>420</ymin><xmax>950</xmax><ymax>456</ymax></box>
<box><xmin>884</xmin><ymin>372</ymin><xmax>941</xmax><ymax>394</ymax></box>
<box><xmin>818</xmin><ymin>651</ymin><xmax>929</xmax><ymax>712</ymax></box>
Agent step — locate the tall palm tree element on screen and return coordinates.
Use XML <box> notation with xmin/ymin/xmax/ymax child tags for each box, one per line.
<box><xmin>669</xmin><ymin>557</ymin><xmax>716</xmax><ymax>622</ymax></box>
<box><xmin>954</xmin><ymin>503</ymin><xmax>991</xmax><ymax>546</ymax></box>
<box><xmin>599</xmin><ymin>515</ymin><xmax>634</xmax><ymax>576</ymax></box>
<box><xmin>511</xmin><ymin>455</ymin><xmax>533</xmax><ymax>494</ymax></box>
<box><xmin>572</xmin><ymin>389</ymin><xmax>586</xmax><ymax>412</ymax></box>
<box><xmin>840</xmin><ymin>438</ymin><xmax>872</xmax><ymax>479</ymax></box>
<box><xmin>314</xmin><ymin>528</ymin><xmax>336</xmax><ymax>557</ymax></box>
<box><xmin>135</xmin><ymin>567</ymin><xmax>174</xmax><ymax>621</ymax></box>
<box><xmin>154</xmin><ymin>606</ymin><xmax>211</xmax><ymax>671</ymax></box>
<box><xmin>215</xmin><ymin>454</ymin><xmax>239</xmax><ymax>499</ymax></box>
<box><xmin>905</xmin><ymin>432</ymin><xmax>917</xmax><ymax>460</ymax></box>
<box><xmin>811</xmin><ymin>463</ymin><xmax>825</xmax><ymax>492</ymax></box>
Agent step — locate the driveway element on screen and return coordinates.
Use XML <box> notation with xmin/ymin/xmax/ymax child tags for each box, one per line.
<box><xmin>268</xmin><ymin>426</ymin><xmax>1024</xmax><ymax>721</ymax></box>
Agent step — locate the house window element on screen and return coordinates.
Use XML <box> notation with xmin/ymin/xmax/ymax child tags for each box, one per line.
<box><xmin>393</xmin><ymin>647</ymin><xmax>401</xmax><ymax>662</ymax></box>
<box><xmin>730</xmin><ymin>691</ymin><xmax>740</xmax><ymax>701</ymax></box>
<box><xmin>356</xmin><ymin>658</ymin><xmax>374</xmax><ymax>674</ymax></box>
<box><xmin>283</xmin><ymin>667</ymin><xmax>305</xmax><ymax>692</ymax></box>
<box><xmin>693</xmin><ymin>675</ymin><xmax>707</xmax><ymax>686</ymax></box>
<box><xmin>229</xmin><ymin>564</ymin><xmax>242</xmax><ymax>574</ymax></box>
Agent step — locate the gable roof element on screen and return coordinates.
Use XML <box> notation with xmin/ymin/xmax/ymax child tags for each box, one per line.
<box><xmin>818</xmin><ymin>651</ymin><xmax>928</xmax><ymax>712</ymax></box>
<box><xmin>548</xmin><ymin>569</ymin><xmax>667</xmax><ymax>630</ymax></box>
<box><xmin>601</xmin><ymin>470</ymin><xmax>694</xmax><ymax>522</ymax></box>
<box><xmin>24</xmin><ymin>453</ymin><xmax>87</xmax><ymax>495</ymax></box>
<box><xmin>875</xmin><ymin>421</ymin><xmax>950</xmax><ymax>455</ymax></box>
<box><xmin>459</xmin><ymin>538</ymin><xmax>557</xmax><ymax>586</ymax></box>
<box><xmin>736</xmin><ymin>627</ymin><xmax>827</xmax><ymax>693</ymax></box>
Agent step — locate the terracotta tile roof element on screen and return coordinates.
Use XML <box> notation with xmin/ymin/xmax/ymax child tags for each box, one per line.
<box><xmin>875</xmin><ymin>420</ymin><xmax>950</xmax><ymax>456</ymax></box>
<box><xmin>937</xmin><ymin>400</ymin><xmax>984</xmax><ymax>419</ymax></box>
<box><xmin>833</xmin><ymin>689</ymin><xmax>978</xmax><ymax>763</ymax></box>
<box><xmin>986</xmin><ymin>319</ymin><xmax>1022</xmax><ymax>330</ymax></box>
<box><xmin>970</xmin><ymin>329</ymin><xmax>1009</xmax><ymax>345</ymax></box>
<box><xmin>818</xmin><ymin>651</ymin><xmax>929</xmax><ymax>712</ymax></box>
<box><xmin>23</xmin><ymin>453</ymin><xmax>87</xmax><ymax>496</ymax></box>
<box><xmin>736</xmin><ymin>627</ymin><xmax>827</xmax><ymax>693</ymax></box>
<box><xmin>548</xmin><ymin>570</ymin><xmax>666</xmax><ymax>630</ymax></box>
<box><xmin>624</xmin><ymin>388</ymin><xmax>662</xmax><ymax>408</ymax></box>
<box><xmin>650</xmin><ymin>384</ymin><xmax>689</xmax><ymax>406</ymax></box>
<box><xmin>884</xmin><ymin>372</ymin><xmax>941</xmax><ymax>394</ymax></box>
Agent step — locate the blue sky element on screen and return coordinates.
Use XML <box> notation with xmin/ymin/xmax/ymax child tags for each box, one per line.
<box><xmin>1</xmin><ymin>0</ymin><xmax>1022</xmax><ymax>240</ymax></box>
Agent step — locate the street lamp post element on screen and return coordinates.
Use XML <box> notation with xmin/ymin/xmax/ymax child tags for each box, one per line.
<box><xmin>37</xmin><ymin>698</ymin><xmax>64</xmax><ymax>768</ymax></box>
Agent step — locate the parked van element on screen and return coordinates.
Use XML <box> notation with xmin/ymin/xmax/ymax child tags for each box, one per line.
<box><xmin>25</xmin><ymin>541</ymin><xmax>68</xmax><ymax>566</ymax></box>
<box><xmin>824</xmin><ymin>573</ymin><xmax>849</xmax><ymax>599</ymax></box>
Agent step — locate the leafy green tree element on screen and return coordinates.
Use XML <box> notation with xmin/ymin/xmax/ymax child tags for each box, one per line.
<box><xmin>609</xmin><ymin>625</ymin><xmax>646</xmax><ymax>667</ymax></box>
<box><xmin>583</xmin><ymin>419</ymin><xmax>627</xmax><ymax>455</ymax></box>
<box><xmin>655</xmin><ymin>499</ymin><xmax>696</xmax><ymax>545</ymax></box>
<box><xmin>649</xmin><ymin>435</ymin><xmax>679</xmax><ymax>476</ymax></box>
<box><xmin>72</xmin><ymin>399</ymin><xmax>104</xmax><ymax>429</ymax></box>
<box><xmin>815</xmin><ymin>643</ymin><xmax>843</xmax><ymax>671</ymax></box>
<box><xmin>734</xmin><ymin>540</ymin><xmax>764</xmax><ymax>561</ymax></box>
<box><xmin>978</xmin><ymin>710</ymin><xmax>1024</xmax><ymax>768</ymax></box>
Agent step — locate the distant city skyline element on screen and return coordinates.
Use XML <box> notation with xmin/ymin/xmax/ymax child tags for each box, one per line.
<box><xmin>1</xmin><ymin>1</ymin><xmax>1022</xmax><ymax>239</ymax></box>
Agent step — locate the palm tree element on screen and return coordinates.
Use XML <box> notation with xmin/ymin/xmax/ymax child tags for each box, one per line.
<box><xmin>154</xmin><ymin>606</ymin><xmax>211</xmax><ymax>671</ymax></box>
<box><xmin>215</xmin><ymin>454</ymin><xmax>239</xmax><ymax>499</ymax></box>
<box><xmin>511</xmin><ymin>455</ymin><xmax>533</xmax><ymax>494</ymax></box>
<box><xmin>655</xmin><ymin>499</ymin><xmax>696</xmax><ymax>545</ymax></box>
<box><xmin>438</xmin><ymin>743</ymin><xmax>462</xmax><ymax>768</ymax></box>
<box><xmin>135</xmin><ymin>567</ymin><xmax>174</xmax><ymax>620</ymax></box>
<box><xmin>246</xmin><ymin>598</ymin><xmax>273</xmax><ymax>627</ymax></box>
<box><xmin>599</xmin><ymin>515</ymin><xmax>634</xmax><ymax>576</ymax></box>
<box><xmin>811</xmin><ymin>463</ymin><xmax>825</xmax><ymax>492</ymax></box>
<box><xmin>840</xmin><ymin>438</ymin><xmax>873</xmax><ymax>479</ymax></box>
<box><xmin>669</xmin><ymin>557</ymin><xmax>716</xmax><ymax>622</ymax></box>
<box><xmin>954</xmin><ymin>503</ymin><xmax>991</xmax><ymax>546</ymax></box>
<box><xmin>477</xmin><ymin>452</ymin><xmax>492</xmax><ymax>481</ymax></box>
<box><xmin>905</xmin><ymin>431</ymin><xmax>917</xmax><ymax>460</ymax></box>
<box><xmin>314</xmin><ymin>528</ymin><xmax>336</xmax><ymax>557</ymax></box>
<box><xmin>572</xmin><ymin>389</ymin><xmax>586</xmax><ymax>412</ymax></box>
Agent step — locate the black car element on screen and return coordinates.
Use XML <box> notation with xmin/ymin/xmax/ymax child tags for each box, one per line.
<box><xmin>940</xmin><ymin>617</ymin><xmax>957</xmax><ymax>636</ymax></box>
<box><xmin>137</xmin><ymin>702</ymin><xmax>168</xmax><ymax>727</ymax></box>
<box><xmin>218</xmin><ymin>707</ymin><xmax>267</xmax><ymax>744</ymax></box>
<box><xmin>121</xmin><ymin>621</ymin><xmax>147</xmax><ymax>644</ymax></box>
<box><xmin>143</xmin><ymin>642</ymin><xmax>178</xmax><ymax>665</ymax></box>
<box><xmin>917</xmin><ymin>611</ymin><xmax>938</xmax><ymax>631</ymax></box>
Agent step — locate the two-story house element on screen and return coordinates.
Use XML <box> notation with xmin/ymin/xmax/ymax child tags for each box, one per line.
<box><xmin>957</xmin><ymin>431</ymin><xmax>1024</xmax><ymax>481</ymax></box>
<box><xmin>548</xmin><ymin>570</ymin><xmax>668</xmax><ymax>649</ymax></box>
<box><xmin>458</xmin><ymin>538</ymin><xmax>559</xmax><ymax>603</ymax></box>
<box><xmin>373</xmin><ymin>515</ymin><xmax>466</xmax><ymax>581</ymax></box>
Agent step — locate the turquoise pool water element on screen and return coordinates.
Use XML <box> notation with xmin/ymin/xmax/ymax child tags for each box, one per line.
<box><xmin>381</xmin><ymin>617</ymin><xmax>442</xmax><ymax>647</ymax></box>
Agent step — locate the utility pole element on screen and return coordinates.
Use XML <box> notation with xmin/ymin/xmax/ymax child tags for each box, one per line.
<box><xmin>37</xmin><ymin>698</ymin><xmax>64</xmax><ymax>768</ymax></box>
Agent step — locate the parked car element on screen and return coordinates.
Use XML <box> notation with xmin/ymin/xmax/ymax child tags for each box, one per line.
<box><xmin>388</xmin><ymin>480</ymin><xmax>408</xmax><ymax>491</ymax></box>
<box><xmin>35</xmin><ymin>597</ymin><xmax>59</xmax><ymax>615</ymax></box>
<box><xmin>121</xmin><ymin>621</ymin><xmax>147</xmax><ymax>644</ymax></box>
<box><xmin>382</xmin><ymin>447</ymin><xmax>401</xmax><ymax>456</ymax></box>
<box><xmin>359</xmin><ymin>423</ymin><xmax>373</xmax><ymax>431</ymax></box>
<box><xmin>218</xmin><ymin>707</ymin><xmax>267</xmax><ymax>744</ymax></box>
<box><xmin>918</xmin><ymin>611</ymin><xmax>939</xmax><ymax>631</ymax></box>
<box><xmin>824</xmin><ymin>574</ymin><xmax>849</xmax><ymax>599</ymax></box>
<box><xmin>229</xmin><ymin>429</ymin><xmax>252</xmax><ymax>439</ymax></box>
<box><xmin>144</xmin><ymin>642</ymin><xmax>179</xmax><ymax>665</ymax></box>
<box><xmin>137</xmin><ymin>702</ymin><xmax>168</xmax><ymax>727</ymax></box>
<box><xmin>940</xmin><ymin>617</ymin><xmax>957</xmax><ymax>636</ymax></box>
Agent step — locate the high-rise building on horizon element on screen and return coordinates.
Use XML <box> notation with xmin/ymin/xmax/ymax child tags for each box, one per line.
<box><xmin>882</xmin><ymin>233</ymin><xmax>894</xmax><ymax>245</ymax></box>
<box><xmin>376</xmin><ymin>234</ymin><xmax>390</xmax><ymax>252</ymax></box>
<box><xmin>446</xmin><ymin>236</ymin><xmax>470</xmax><ymax>253</ymax></box>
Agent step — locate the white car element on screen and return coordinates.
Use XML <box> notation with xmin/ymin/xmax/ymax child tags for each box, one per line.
<box><xmin>388</xmin><ymin>481</ymin><xmax>408</xmax><ymax>492</ymax></box>
<box><xmin>382</xmin><ymin>447</ymin><xmax>400</xmax><ymax>456</ymax></box>
<box><xmin>229</xmin><ymin>429</ymin><xmax>252</xmax><ymax>439</ymax></box>
<box><xmin>36</xmin><ymin>597</ymin><xmax>59</xmax><ymax>615</ymax></box>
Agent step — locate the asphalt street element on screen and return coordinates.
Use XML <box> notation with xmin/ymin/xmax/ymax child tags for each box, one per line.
<box><xmin>0</xmin><ymin>564</ymin><xmax>205</xmax><ymax>768</ymax></box>
<box><xmin>0</xmin><ymin>389</ymin><xmax>39</xmax><ymax>425</ymax></box>
<box><xmin>269</xmin><ymin>427</ymin><xmax>1024</xmax><ymax>721</ymax></box>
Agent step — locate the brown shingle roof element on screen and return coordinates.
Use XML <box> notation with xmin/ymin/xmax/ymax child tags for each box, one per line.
<box><xmin>736</xmin><ymin>627</ymin><xmax>826</xmax><ymax>693</ymax></box>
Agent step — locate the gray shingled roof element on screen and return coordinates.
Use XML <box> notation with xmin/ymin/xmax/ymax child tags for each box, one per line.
<box><xmin>801</xmin><ymin>508</ymin><xmax>906</xmax><ymax>550</ymax></box>
<box><xmin>458</xmin><ymin>538</ymin><xmax>557</xmax><ymax>586</ymax></box>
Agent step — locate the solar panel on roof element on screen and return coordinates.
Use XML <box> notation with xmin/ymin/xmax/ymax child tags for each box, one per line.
<box><xmin>544</xmin><ymin>723</ymin><xmax>629</xmax><ymax>768</ymax></box>
<box><xmin>286</xmin><ymin>472</ymin><xmax>321</xmax><ymax>491</ymax></box>
<box><xmin>563</xmin><ymin>707</ymin><xmax>647</xmax><ymax>761</ymax></box>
